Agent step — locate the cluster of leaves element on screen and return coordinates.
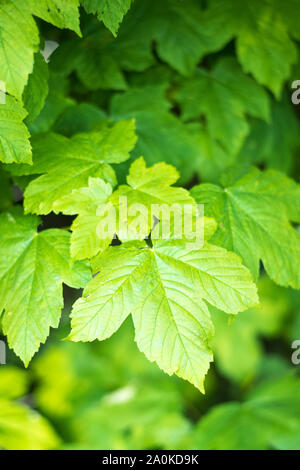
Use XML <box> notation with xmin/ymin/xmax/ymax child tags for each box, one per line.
<box><xmin>0</xmin><ymin>0</ymin><xmax>300</xmax><ymax>402</ymax></box>
<box><xmin>1</xmin><ymin>279</ymin><xmax>300</xmax><ymax>450</ymax></box>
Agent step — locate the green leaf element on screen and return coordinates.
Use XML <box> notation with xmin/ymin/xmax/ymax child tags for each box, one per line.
<box><xmin>178</xmin><ymin>57</ymin><xmax>270</xmax><ymax>155</ymax></box>
<box><xmin>0</xmin><ymin>399</ymin><xmax>59</xmax><ymax>450</ymax></box>
<box><xmin>78</xmin><ymin>0</ymin><xmax>234</xmax><ymax>76</ymax></box>
<box><xmin>81</xmin><ymin>0</ymin><xmax>133</xmax><ymax>36</ymax></box>
<box><xmin>223</xmin><ymin>0</ymin><xmax>298</xmax><ymax>97</ymax></box>
<box><xmin>50</xmin><ymin>19</ymin><xmax>153</xmax><ymax>92</ymax></box>
<box><xmin>276</xmin><ymin>0</ymin><xmax>300</xmax><ymax>41</ymax></box>
<box><xmin>110</xmin><ymin>86</ymin><xmax>199</xmax><ymax>182</ymax></box>
<box><xmin>0</xmin><ymin>0</ymin><xmax>80</xmax><ymax>102</ymax></box>
<box><xmin>0</xmin><ymin>0</ymin><xmax>39</xmax><ymax>101</ymax></box>
<box><xmin>152</xmin><ymin>0</ymin><xmax>235</xmax><ymax>76</ymax></box>
<box><xmin>238</xmin><ymin>95</ymin><xmax>300</xmax><ymax>174</ymax></box>
<box><xmin>54</xmin><ymin>177</ymin><xmax>113</xmax><ymax>260</ymax></box>
<box><xmin>0</xmin><ymin>210</ymin><xmax>91</xmax><ymax>365</ymax></box>
<box><xmin>27</xmin><ymin>0</ymin><xmax>81</xmax><ymax>35</ymax></box>
<box><xmin>191</xmin><ymin>168</ymin><xmax>300</xmax><ymax>287</ymax></box>
<box><xmin>192</xmin><ymin>375</ymin><xmax>300</xmax><ymax>450</ymax></box>
<box><xmin>53</xmin><ymin>102</ymin><xmax>107</xmax><ymax>137</ymax></box>
<box><xmin>52</xmin><ymin>0</ymin><xmax>235</xmax><ymax>90</ymax></box>
<box><xmin>74</xmin><ymin>36</ymin><xmax>127</xmax><ymax>91</ymax></box>
<box><xmin>23</xmin><ymin>52</ymin><xmax>49</xmax><ymax>125</ymax></box>
<box><xmin>69</xmin><ymin>233</ymin><xmax>258</xmax><ymax>392</ymax></box>
<box><xmin>69</xmin><ymin>242</ymin><xmax>149</xmax><ymax>342</ymax></box>
<box><xmin>105</xmin><ymin>0</ymin><xmax>235</xmax><ymax>76</ymax></box>
<box><xmin>29</xmin><ymin>72</ymin><xmax>74</xmax><ymax>133</ymax></box>
<box><xmin>0</xmin><ymin>95</ymin><xmax>32</xmax><ymax>164</ymax></box>
<box><xmin>23</xmin><ymin>119</ymin><xmax>137</xmax><ymax>214</ymax></box>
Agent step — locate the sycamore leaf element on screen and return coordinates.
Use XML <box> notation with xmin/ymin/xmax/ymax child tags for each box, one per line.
<box><xmin>0</xmin><ymin>0</ymin><xmax>80</xmax><ymax>102</ymax></box>
<box><xmin>199</xmin><ymin>0</ymin><xmax>299</xmax><ymax>97</ymax></box>
<box><xmin>54</xmin><ymin>177</ymin><xmax>113</xmax><ymax>260</ymax></box>
<box><xmin>50</xmin><ymin>19</ymin><xmax>153</xmax><ymax>92</ymax></box>
<box><xmin>238</xmin><ymin>95</ymin><xmax>300</xmax><ymax>174</ymax></box>
<box><xmin>69</xmin><ymin>242</ymin><xmax>149</xmax><ymax>343</ymax></box>
<box><xmin>23</xmin><ymin>52</ymin><xmax>49</xmax><ymax>125</ymax></box>
<box><xmin>56</xmin><ymin>0</ymin><xmax>235</xmax><ymax>81</ymax></box>
<box><xmin>70</xmin><ymin>0</ymin><xmax>235</xmax><ymax>81</ymax></box>
<box><xmin>191</xmin><ymin>168</ymin><xmax>300</xmax><ymax>287</ymax></box>
<box><xmin>52</xmin><ymin>0</ymin><xmax>235</xmax><ymax>91</ymax></box>
<box><xmin>110</xmin><ymin>86</ymin><xmax>199</xmax><ymax>183</ymax></box>
<box><xmin>178</xmin><ymin>57</ymin><xmax>270</xmax><ymax>155</ymax></box>
<box><xmin>0</xmin><ymin>0</ymin><xmax>40</xmax><ymax>101</ymax></box>
<box><xmin>53</xmin><ymin>102</ymin><xmax>107</xmax><ymax>137</ymax></box>
<box><xmin>0</xmin><ymin>210</ymin><xmax>91</xmax><ymax>366</ymax></box>
<box><xmin>106</xmin><ymin>0</ymin><xmax>235</xmax><ymax>76</ymax></box>
<box><xmin>69</xmin><ymin>232</ymin><xmax>258</xmax><ymax>392</ymax></box>
<box><xmin>74</xmin><ymin>34</ymin><xmax>127</xmax><ymax>91</ymax></box>
<box><xmin>275</xmin><ymin>0</ymin><xmax>300</xmax><ymax>42</ymax></box>
<box><xmin>220</xmin><ymin>0</ymin><xmax>298</xmax><ymax>97</ymax></box>
<box><xmin>28</xmin><ymin>72</ymin><xmax>74</xmax><ymax>134</ymax></box>
<box><xmin>27</xmin><ymin>0</ymin><xmax>81</xmax><ymax>36</ymax></box>
<box><xmin>125</xmin><ymin>0</ymin><xmax>234</xmax><ymax>75</ymax></box>
<box><xmin>0</xmin><ymin>95</ymin><xmax>32</xmax><ymax>164</ymax></box>
<box><xmin>150</xmin><ymin>0</ymin><xmax>235</xmax><ymax>76</ymax></box>
<box><xmin>23</xmin><ymin>120</ymin><xmax>137</xmax><ymax>214</ymax></box>
<box><xmin>81</xmin><ymin>0</ymin><xmax>133</xmax><ymax>36</ymax></box>
<box><xmin>0</xmin><ymin>399</ymin><xmax>59</xmax><ymax>450</ymax></box>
